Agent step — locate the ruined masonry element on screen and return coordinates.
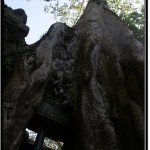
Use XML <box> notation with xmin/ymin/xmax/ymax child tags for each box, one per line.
<box><xmin>3</xmin><ymin>1</ymin><xmax>144</xmax><ymax>150</ymax></box>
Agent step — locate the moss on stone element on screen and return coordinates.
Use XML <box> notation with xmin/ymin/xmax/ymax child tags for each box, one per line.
<box><xmin>5</xmin><ymin>7</ymin><xmax>21</xmax><ymax>22</ymax></box>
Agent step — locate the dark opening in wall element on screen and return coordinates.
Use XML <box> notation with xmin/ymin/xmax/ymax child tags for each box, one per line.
<box><xmin>26</xmin><ymin>128</ymin><xmax>38</xmax><ymax>143</ymax></box>
<box><xmin>25</xmin><ymin>128</ymin><xmax>64</xmax><ymax>150</ymax></box>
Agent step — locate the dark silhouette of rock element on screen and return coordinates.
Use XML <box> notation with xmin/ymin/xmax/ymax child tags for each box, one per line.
<box><xmin>2</xmin><ymin>0</ymin><xmax>144</xmax><ymax>150</ymax></box>
<box><xmin>14</xmin><ymin>9</ymin><xmax>27</xmax><ymax>24</ymax></box>
<box><xmin>3</xmin><ymin>5</ymin><xmax>29</xmax><ymax>59</ymax></box>
<box><xmin>18</xmin><ymin>131</ymin><xmax>29</xmax><ymax>150</ymax></box>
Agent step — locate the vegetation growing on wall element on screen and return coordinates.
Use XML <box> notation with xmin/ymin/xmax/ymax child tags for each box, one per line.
<box><xmin>4</xmin><ymin>43</ymin><xmax>25</xmax><ymax>72</ymax></box>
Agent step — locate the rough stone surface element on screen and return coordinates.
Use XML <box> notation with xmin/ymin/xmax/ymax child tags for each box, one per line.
<box><xmin>3</xmin><ymin>0</ymin><xmax>144</xmax><ymax>150</ymax></box>
<box><xmin>14</xmin><ymin>9</ymin><xmax>27</xmax><ymax>24</ymax></box>
<box><xmin>70</xmin><ymin>1</ymin><xmax>144</xmax><ymax>150</ymax></box>
<box><xmin>3</xmin><ymin>5</ymin><xmax>29</xmax><ymax>59</ymax></box>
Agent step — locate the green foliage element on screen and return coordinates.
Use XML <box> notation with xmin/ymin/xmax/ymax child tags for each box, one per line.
<box><xmin>4</xmin><ymin>43</ymin><xmax>25</xmax><ymax>72</ymax></box>
<box><xmin>48</xmin><ymin>0</ymin><xmax>144</xmax><ymax>43</ymax></box>
<box><xmin>5</xmin><ymin>6</ymin><xmax>21</xmax><ymax>21</ymax></box>
<box><xmin>44</xmin><ymin>137</ymin><xmax>63</xmax><ymax>149</ymax></box>
<box><xmin>107</xmin><ymin>0</ymin><xmax>144</xmax><ymax>43</ymax></box>
<box><xmin>44</xmin><ymin>0</ymin><xmax>88</xmax><ymax>26</ymax></box>
<box><xmin>29</xmin><ymin>0</ymin><xmax>144</xmax><ymax>43</ymax></box>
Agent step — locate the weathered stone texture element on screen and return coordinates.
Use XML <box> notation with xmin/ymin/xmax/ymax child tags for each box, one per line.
<box><xmin>3</xmin><ymin>5</ymin><xmax>29</xmax><ymax>59</ymax></box>
<box><xmin>3</xmin><ymin>0</ymin><xmax>144</xmax><ymax>150</ymax></box>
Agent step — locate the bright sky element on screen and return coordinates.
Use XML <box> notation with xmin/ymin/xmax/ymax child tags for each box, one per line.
<box><xmin>5</xmin><ymin>0</ymin><xmax>57</xmax><ymax>44</ymax></box>
<box><xmin>4</xmin><ymin>0</ymin><xmax>144</xmax><ymax>45</ymax></box>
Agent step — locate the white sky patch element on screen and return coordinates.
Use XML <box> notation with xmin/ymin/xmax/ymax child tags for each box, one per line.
<box><xmin>5</xmin><ymin>0</ymin><xmax>56</xmax><ymax>44</ymax></box>
<box><xmin>26</xmin><ymin>128</ymin><xmax>37</xmax><ymax>141</ymax></box>
<box><xmin>4</xmin><ymin>0</ymin><xmax>144</xmax><ymax>44</ymax></box>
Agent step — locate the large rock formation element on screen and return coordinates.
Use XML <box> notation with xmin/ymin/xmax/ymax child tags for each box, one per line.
<box><xmin>3</xmin><ymin>5</ymin><xmax>29</xmax><ymax>59</ymax></box>
<box><xmin>2</xmin><ymin>0</ymin><xmax>144</xmax><ymax>150</ymax></box>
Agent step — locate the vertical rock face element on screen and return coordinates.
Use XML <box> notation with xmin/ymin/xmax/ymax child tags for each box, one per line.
<box><xmin>71</xmin><ymin>1</ymin><xmax>144</xmax><ymax>150</ymax></box>
<box><xmin>71</xmin><ymin>0</ymin><xmax>144</xmax><ymax>150</ymax></box>
<box><xmin>3</xmin><ymin>0</ymin><xmax>144</xmax><ymax>150</ymax></box>
<box><xmin>3</xmin><ymin>6</ymin><xmax>78</xmax><ymax>149</ymax></box>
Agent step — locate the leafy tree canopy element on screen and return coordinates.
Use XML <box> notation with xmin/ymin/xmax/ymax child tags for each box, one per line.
<box><xmin>29</xmin><ymin>0</ymin><xmax>144</xmax><ymax>43</ymax></box>
<box><xmin>108</xmin><ymin>0</ymin><xmax>144</xmax><ymax>43</ymax></box>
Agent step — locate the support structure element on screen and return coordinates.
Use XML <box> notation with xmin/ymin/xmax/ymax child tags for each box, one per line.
<box><xmin>33</xmin><ymin>130</ymin><xmax>46</xmax><ymax>150</ymax></box>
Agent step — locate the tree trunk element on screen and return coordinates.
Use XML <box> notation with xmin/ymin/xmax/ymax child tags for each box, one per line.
<box><xmin>3</xmin><ymin>0</ymin><xmax>144</xmax><ymax>150</ymax></box>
